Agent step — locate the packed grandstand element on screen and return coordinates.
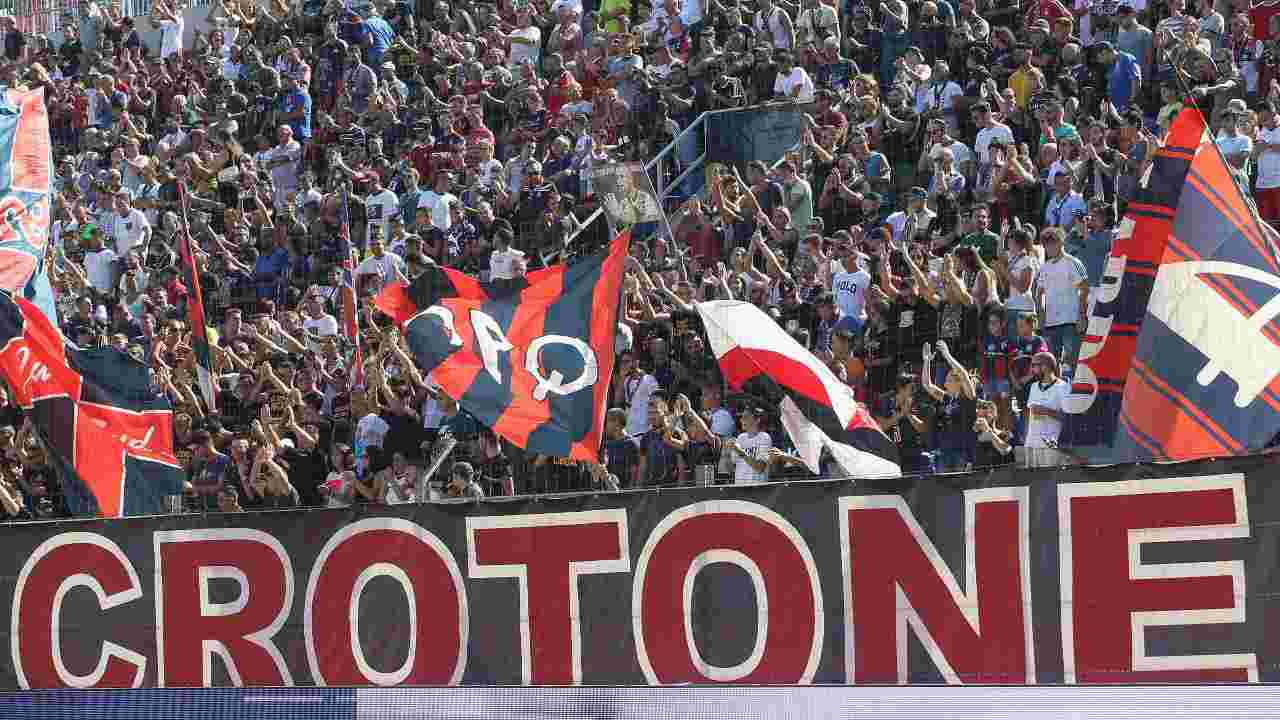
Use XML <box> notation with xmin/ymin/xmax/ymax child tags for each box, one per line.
<box><xmin>0</xmin><ymin>0</ymin><xmax>1268</xmax><ymax>518</ymax></box>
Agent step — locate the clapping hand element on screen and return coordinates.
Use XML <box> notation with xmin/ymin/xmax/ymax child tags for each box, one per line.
<box><xmin>937</xmin><ymin>339</ymin><xmax>952</xmax><ymax>360</ymax></box>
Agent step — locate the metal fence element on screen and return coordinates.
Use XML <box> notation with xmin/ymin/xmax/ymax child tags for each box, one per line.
<box><xmin>4</xmin><ymin>0</ymin><xmax>78</xmax><ymax>36</ymax></box>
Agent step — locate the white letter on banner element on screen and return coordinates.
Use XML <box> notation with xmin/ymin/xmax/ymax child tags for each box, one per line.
<box><xmin>526</xmin><ymin>335</ymin><xmax>599</xmax><ymax>400</ymax></box>
<box><xmin>417</xmin><ymin>306</ymin><xmax>464</xmax><ymax>348</ymax></box>
<box><xmin>471</xmin><ymin>309</ymin><xmax>515</xmax><ymax>383</ymax></box>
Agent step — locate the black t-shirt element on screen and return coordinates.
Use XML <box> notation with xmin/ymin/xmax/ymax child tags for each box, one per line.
<box><xmin>381</xmin><ymin>408</ymin><xmax>424</xmax><ymax>460</ymax></box>
<box><xmin>880</xmin><ymin>105</ymin><xmax>920</xmax><ymax>165</ymax></box>
<box><xmin>282</xmin><ymin>446</ymin><xmax>327</xmax><ymax>506</ymax></box>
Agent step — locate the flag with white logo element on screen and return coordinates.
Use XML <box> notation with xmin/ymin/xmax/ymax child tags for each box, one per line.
<box><xmin>1114</xmin><ymin>111</ymin><xmax>1280</xmax><ymax>459</ymax></box>
<box><xmin>375</xmin><ymin>232</ymin><xmax>630</xmax><ymax>462</ymax></box>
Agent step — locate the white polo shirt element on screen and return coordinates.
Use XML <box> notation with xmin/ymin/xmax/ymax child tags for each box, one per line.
<box><xmin>734</xmin><ymin>431</ymin><xmax>772</xmax><ymax>483</ymax></box>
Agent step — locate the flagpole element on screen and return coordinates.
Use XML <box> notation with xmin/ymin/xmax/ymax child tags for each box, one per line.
<box><xmin>1159</xmin><ymin>45</ymin><xmax>1280</xmax><ymax>270</ymax></box>
<box><xmin>340</xmin><ymin>185</ymin><xmax>366</xmax><ymax>390</ymax></box>
<box><xmin>177</xmin><ymin>181</ymin><xmax>218</xmax><ymax>413</ymax></box>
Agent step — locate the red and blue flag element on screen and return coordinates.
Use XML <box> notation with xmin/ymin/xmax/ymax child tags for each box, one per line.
<box><xmin>1062</xmin><ymin>110</ymin><xmax>1204</xmax><ymax>450</ymax></box>
<box><xmin>0</xmin><ymin>292</ymin><xmax>183</xmax><ymax>517</ymax></box>
<box><xmin>1111</xmin><ymin>111</ymin><xmax>1280</xmax><ymax>460</ymax></box>
<box><xmin>375</xmin><ymin>233</ymin><xmax>630</xmax><ymax>461</ymax></box>
<box><xmin>0</xmin><ymin>88</ymin><xmax>55</xmax><ymax>322</ymax></box>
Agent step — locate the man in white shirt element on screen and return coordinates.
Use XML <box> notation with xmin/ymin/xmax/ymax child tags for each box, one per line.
<box><xmin>428</xmin><ymin>172</ymin><xmax>458</xmax><ymax>232</ymax></box>
<box><xmin>1024</xmin><ymin>351</ymin><xmax>1070</xmax><ymax>467</ymax></box>
<box><xmin>773</xmin><ymin>52</ymin><xmax>815</xmax><ymax>102</ymax></box>
<box><xmin>507</xmin><ymin>10</ymin><xmax>542</xmax><ymax>68</ymax></box>
<box><xmin>1215</xmin><ymin>102</ymin><xmax>1253</xmax><ymax>188</ymax></box>
<box><xmin>354</xmin><ymin>238</ymin><xmax>405</xmax><ymax>294</ymax></box>
<box><xmin>727</xmin><ymin>404</ymin><xmax>772</xmax><ymax>483</ymax></box>
<box><xmin>831</xmin><ymin>243</ymin><xmax>871</xmax><ymax>332</ymax></box>
<box><xmin>1255</xmin><ymin>102</ymin><xmax>1280</xmax><ymax>227</ymax></box>
<box><xmin>884</xmin><ymin>187</ymin><xmax>935</xmax><ymax>244</ymax></box>
<box><xmin>972</xmin><ymin>102</ymin><xmax>1015</xmax><ymax>166</ymax></box>
<box><xmin>1036</xmin><ymin>227</ymin><xmax>1089</xmax><ymax>379</ymax></box>
<box><xmin>364</xmin><ymin>175</ymin><xmax>400</xmax><ymax>244</ymax></box>
<box><xmin>488</xmin><ymin>226</ymin><xmax>525</xmax><ymax>281</ymax></box>
<box><xmin>620</xmin><ymin>351</ymin><xmax>660</xmax><ymax>437</ymax></box>
<box><xmin>110</xmin><ymin>189</ymin><xmax>150</xmax><ymax>257</ymax></box>
<box><xmin>301</xmin><ymin>293</ymin><xmax>339</xmax><ymax>337</ymax></box>
<box><xmin>265</xmin><ymin>125</ymin><xmax>302</xmax><ymax>212</ymax></box>
<box><xmin>915</xmin><ymin>61</ymin><xmax>964</xmax><ymax>136</ymax></box>
<box><xmin>83</xmin><ymin>228</ymin><xmax>118</xmax><ymax>296</ymax></box>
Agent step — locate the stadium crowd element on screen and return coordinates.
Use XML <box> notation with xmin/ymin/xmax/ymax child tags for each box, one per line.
<box><xmin>0</xmin><ymin>0</ymin><xmax>1270</xmax><ymax>518</ymax></box>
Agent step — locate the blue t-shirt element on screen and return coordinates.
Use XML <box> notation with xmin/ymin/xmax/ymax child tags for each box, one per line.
<box><xmin>280</xmin><ymin>89</ymin><xmax>313</xmax><ymax>139</ymax></box>
<box><xmin>361</xmin><ymin>17</ymin><xmax>395</xmax><ymax>66</ymax></box>
<box><xmin>1107</xmin><ymin>51</ymin><xmax>1142</xmax><ymax>112</ymax></box>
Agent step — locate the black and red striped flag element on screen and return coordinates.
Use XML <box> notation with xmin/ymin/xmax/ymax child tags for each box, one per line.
<box><xmin>375</xmin><ymin>232</ymin><xmax>630</xmax><ymax>461</ymax></box>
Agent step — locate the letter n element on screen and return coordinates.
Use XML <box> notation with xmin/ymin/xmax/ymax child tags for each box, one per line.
<box><xmin>840</xmin><ymin>489</ymin><xmax>1034</xmax><ymax>684</ymax></box>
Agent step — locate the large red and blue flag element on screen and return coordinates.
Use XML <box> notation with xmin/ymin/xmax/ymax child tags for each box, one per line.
<box><xmin>375</xmin><ymin>232</ymin><xmax>630</xmax><ymax>461</ymax></box>
<box><xmin>0</xmin><ymin>88</ymin><xmax>56</xmax><ymax>322</ymax></box>
<box><xmin>0</xmin><ymin>292</ymin><xmax>183</xmax><ymax>517</ymax></box>
<box><xmin>1111</xmin><ymin>111</ymin><xmax>1280</xmax><ymax>460</ymax></box>
<box><xmin>1061</xmin><ymin>109</ymin><xmax>1205</xmax><ymax>450</ymax></box>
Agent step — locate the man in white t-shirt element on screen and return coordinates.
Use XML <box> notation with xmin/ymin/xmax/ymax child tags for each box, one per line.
<box><xmin>972</xmin><ymin>102</ymin><xmax>1016</xmax><ymax>166</ymax></box>
<box><xmin>1035</xmin><ymin>227</ymin><xmax>1088</xmax><ymax>378</ymax></box>
<box><xmin>508</xmin><ymin>10</ymin><xmax>542</xmax><ymax>67</ymax></box>
<box><xmin>1024</xmin><ymin>351</ymin><xmax>1070</xmax><ymax>467</ymax></box>
<box><xmin>110</xmin><ymin>189</ymin><xmax>150</xmax><ymax>257</ymax></box>
<box><xmin>265</xmin><ymin>125</ymin><xmax>302</xmax><ymax>211</ymax></box>
<box><xmin>488</xmin><ymin>226</ymin><xmax>525</xmax><ymax>281</ymax></box>
<box><xmin>773</xmin><ymin>52</ymin><xmax>816</xmax><ymax>102</ymax></box>
<box><xmin>620</xmin><ymin>351</ymin><xmax>660</xmax><ymax>437</ymax></box>
<box><xmin>301</xmin><ymin>293</ymin><xmax>339</xmax><ymax>337</ymax></box>
<box><xmin>831</xmin><ymin>244</ymin><xmax>871</xmax><ymax>332</ymax></box>
<box><xmin>1255</xmin><ymin>102</ymin><xmax>1280</xmax><ymax>227</ymax></box>
<box><xmin>354</xmin><ymin>238</ymin><xmax>405</xmax><ymax>294</ymax></box>
<box><xmin>364</xmin><ymin>175</ymin><xmax>400</xmax><ymax>244</ymax></box>
<box><xmin>728</xmin><ymin>404</ymin><xmax>772</xmax><ymax>483</ymax></box>
<box><xmin>83</xmin><ymin>228</ymin><xmax>118</xmax><ymax>295</ymax></box>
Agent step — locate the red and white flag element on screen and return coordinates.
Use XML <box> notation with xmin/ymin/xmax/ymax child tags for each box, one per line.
<box><xmin>696</xmin><ymin>300</ymin><xmax>860</xmax><ymax>428</ymax></box>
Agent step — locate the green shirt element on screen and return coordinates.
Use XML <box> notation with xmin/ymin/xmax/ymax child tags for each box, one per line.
<box><xmin>599</xmin><ymin>0</ymin><xmax>631</xmax><ymax>33</ymax></box>
<box><xmin>783</xmin><ymin>178</ymin><xmax>814</xmax><ymax>238</ymax></box>
<box><xmin>957</xmin><ymin>230</ymin><xmax>999</xmax><ymax>264</ymax></box>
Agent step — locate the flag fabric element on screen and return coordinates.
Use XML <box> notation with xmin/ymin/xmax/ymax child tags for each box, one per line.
<box><xmin>696</xmin><ymin>300</ymin><xmax>862</xmax><ymax>429</ymax></box>
<box><xmin>1113</xmin><ymin>111</ymin><xmax>1280</xmax><ymax>460</ymax></box>
<box><xmin>339</xmin><ymin>187</ymin><xmax>364</xmax><ymax>387</ymax></box>
<box><xmin>1061</xmin><ymin>109</ymin><xmax>1204</xmax><ymax>450</ymax></box>
<box><xmin>779</xmin><ymin>396</ymin><xmax>901</xmax><ymax>479</ymax></box>
<box><xmin>0</xmin><ymin>292</ymin><xmax>182</xmax><ymax>517</ymax></box>
<box><xmin>374</xmin><ymin>232</ymin><xmax>630</xmax><ymax>461</ymax></box>
<box><xmin>177</xmin><ymin>182</ymin><xmax>217</xmax><ymax>412</ymax></box>
<box><xmin>0</xmin><ymin>87</ymin><xmax>56</xmax><ymax>322</ymax></box>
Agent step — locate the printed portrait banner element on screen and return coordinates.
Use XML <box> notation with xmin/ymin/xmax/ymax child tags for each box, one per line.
<box><xmin>591</xmin><ymin>162</ymin><xmax>665</xmax><ymax>228</ymax></box>
<box><xmin>0</xmin><ymin>87</ymin><xmax>55</xmax><ymax>322</ymax></box>
<box><xmin>1</xmin><ymin>455</ymin><xmax>1279</xmax><ymax>689</ymax></box>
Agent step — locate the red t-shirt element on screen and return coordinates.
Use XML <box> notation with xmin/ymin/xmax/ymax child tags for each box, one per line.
<box><xmin>1251</xmin><ymin>0</ymin><xmax>1280</xmax><ymax>40</ymax></box>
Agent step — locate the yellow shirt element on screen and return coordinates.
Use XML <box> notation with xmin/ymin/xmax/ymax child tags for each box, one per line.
<box><xmin>1008</xmin><ymin>66</ymin><xmax>1043</xmax><ymax>110</ymax></box>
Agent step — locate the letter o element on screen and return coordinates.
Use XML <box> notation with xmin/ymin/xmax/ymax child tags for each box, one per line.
<box><xmin>633</xmin><ymin>501</ymin><xmax>823</xmax><ymax>685</ymax></box>
<box><xmin>305</xmin><ymin>519</ymin><xmax>468</xmax><ymax>686</ymax></box>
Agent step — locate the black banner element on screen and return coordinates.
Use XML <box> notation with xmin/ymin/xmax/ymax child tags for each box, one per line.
<box><xmin>3</xmin><ymin>456</ymin><xmax>1279</xmax><ymax>688</ymax></box>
